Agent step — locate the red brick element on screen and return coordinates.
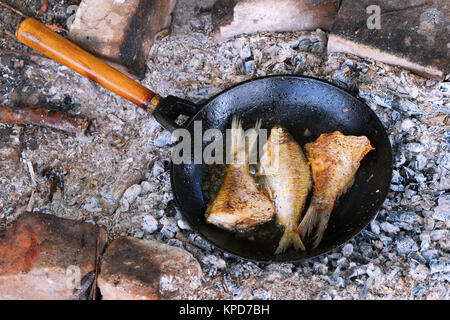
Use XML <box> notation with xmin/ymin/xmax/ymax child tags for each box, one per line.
<box><xmin>327</xmin><ymin>0</ymin><xmax>449</xmax><ymax>80</ymax></box>
<box><xmin>98</xmin><ymin>237</ymin><xmax>202</xmax><ymax>300</ymax></box>
<box><xmin>0</xmin><ymin>212</ymin><xmax>107</xmax><ymax>300</ymax></box>
<box><xmin>69</xmin><ymin>0</ymin><xmax>177</xmax><ymax>79</ymax></box>
<box><xmin>212</xmin><ymin>0</ymin><xmax>339</xmax><ymax>41</ymax></box>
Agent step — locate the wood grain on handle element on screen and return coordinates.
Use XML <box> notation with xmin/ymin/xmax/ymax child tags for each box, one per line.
<box><xmin>16</xmin><ymin>18</ymin><xmax>160</xmax><ymax>112</ymax></box>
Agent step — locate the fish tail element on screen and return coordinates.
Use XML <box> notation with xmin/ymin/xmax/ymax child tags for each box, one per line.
<box><xmin>275</xmin><ymin>229</ymin><xmax>306</xmax><ymax>254</ymax></box>
<box><xmin>247</xmin><ymin>119</ymin><xmax>261</xmax><ymax>164</ymax></box>
<box><xmin>297</xmin><ymin>202</ymin><xmax>332</xmax><ymax>249</ymax></box>
<box><xmin>230</xmin><ymin>116</ymin><xmax>244</xmax><ymax>158</ymax></box>
<box><xmin>231</xmin><ymin>117</ymin><xmax>262</xmax><ymax>163</ymax></box>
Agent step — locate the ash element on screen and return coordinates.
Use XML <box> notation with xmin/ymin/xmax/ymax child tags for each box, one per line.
<box><xmin>0</xmin><ymin>0</ymin><xmax>449</xmax><ymax>299</ymax></box>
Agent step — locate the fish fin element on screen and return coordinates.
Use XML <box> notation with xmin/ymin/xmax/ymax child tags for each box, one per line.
<box><xmin>230</xmin><ymin>116</ymin><xmax>245</xmax><ymax>163</ymax></box>
<box><xmin>310</xmin><ymin>210</ymin><xmax>332</xmax><ymax>249</ymax></box>
<box><xmin>246</xmin><ymin>119</ymin><xmax>261</xmax><ymax>164</ymax></box>
<box><xmin>230</xmin><ymin>116</ymin><xmax>243</xmax><ymax>154</ymax></box>
<box><xmin>297</xmin><ymin>205</ymin><xmax>319</xmax><ymax>240</ymax></box>
<box><xmin>297</xmin><ymin>203</ymin><xmax>332</xmax><ymax>249</ymax></box>
<box><xmin>275</xmin><ymin>229</ymin><xmax>306</xmax><ymax>254</ymax></box>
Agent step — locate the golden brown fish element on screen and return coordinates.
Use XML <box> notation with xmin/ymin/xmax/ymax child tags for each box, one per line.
<box><xmin>258</xmin><ymin>126</ymin><xmax>312</xmax><ymax>254</ymax></box>
<box><xmin>297</xmin><ymin>131</ymin><xmax>374</xmax><ymax>249</ymax></box>
<box><xmin>205</xmin><ymin>117</ymin><xmax>275</xmax><ymax>230</ymax></box>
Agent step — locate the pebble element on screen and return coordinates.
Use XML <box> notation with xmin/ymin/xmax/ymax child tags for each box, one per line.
<box><xmin>396</xmin><ymin>236</ymin><xmax>419</xmax><ymax>255</ymax></box>
<box><xmin>166</xmin><ymin>238</ymin><xmax>183</xmax><ymax>248</ymax></box>
<box><xmin>387</xmin><ymin>211</ymin><xmax>420</xmax><ymax>226</ymax></box>
<box><xmin>391</xmin><ymin>170</ymin><xmax>403</xmax><ymax>184</ymax></box>
<box><xmin>177</xmin><ymin>218</ymin><xmax>191</xmax><ymax>230</ymax></box>
<box><xmin>390</xmin><ymin>184</ymin><xmax>405</xmax><ymax>192</ymax></box>
<box><xmin>152</xmin><ymin>161</ymin><xmax>165</xmax><ymax>177</ymax></box>
<box><xmin>370</xmin><ymin>220</ymin><xmax>381</xmax><ymax>234</ymax></box>
<box><xmin>406</xmin><ymin>142</ymin><xmax>425</xmax><ymax>153</ymax></box>
<box><xmin>153</xmin><ymin>131</ymin><xmax>173</xmax><ymax>147</ymax></box>
<box><xmin>342</xmin><ymin>243</ymin><xmax>354</xmax><ymax>257</ymax></box>
<box><xmin>140</xmin><ymin>181</ymin><xmax>153</xmax><ymax>193</ymax></box>
<box><xmin>429</xmin><ymin>260</ymin><xmax>450</xmax><ymax>274</ymax></box>
<box><xmin>430</xmin><ymin>229</ymin><xmax>448</xmax><ymax>241</ymax></box>
<box><xmin>414</xmin><ymin>154</ymin><xmax>428</xmax><ymax>171</ymax></box>
<box><xmin>381</xmin><ymin>221</ymin><xmax>400</xmax><ymax>234</ymax></box>
<box><xmin>379</xmin><ymin>234</ymin><xmax>393</xmax><ymax>245</ymax></box>
<box><xmin>400</xmin><ymin>119</ymin><xmax>415</xmax><ymax>132</ymax></box>
<box><xmin>433</xmin><ymin>195</ymin><xmax>450</xmax><ymax>222</ymax></box>
<box><xmin>160</xmin><ymin>216</ymin><xmax>179</xmax><ymax>239</ymax></box>
<box><xmin>421</xmin><ymin>249</ymin><xmax>439</xmax><ymax>262</ymax></box>
<box><xmin>120</xmin><ymin>199</ymin><xmax>129</xmax><ymax>212</ymax></box>
<box><xmin>122</xmin><ymin>184</ymin><xmax>142</xmax><ymax>205</ymax></box>
<box><xmin>412</xmin><ymin>285</ymin><xmax>426</xmax><ymax>298</ymax></box>
<box><xmin>420</xmin><ymin>233</ymin><xmax>431</xmax><ymax>251</ymax></box>
<box><xmin>313</xmin><ymin>262</ymin><xmax>328</xmax><ymax>275</ymax></box>
<box><xmin>142</xmin><ymin>215</ymin><xmax>159</xmax><ymax>234</ymax></box>
<box><xmin>244</xmin><ymin>60</ymin><xmax>255</xmax><ymax>75</ymax></box>
<box><xmin>203</xmin><ymin>255</ymin><xmax>227</xmax><ymax>270</ymax></box>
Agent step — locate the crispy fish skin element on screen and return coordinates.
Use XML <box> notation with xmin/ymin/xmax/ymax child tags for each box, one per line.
<box><xmin>205</xmin><ymin>117</ymin><xmax>275</xmax><ymax>230</ymax></box>
<box><xmin>258</xmin><ymin>126</ymin><xmax>312</xmax><ymax>254</ymax></box>
<box><xmin>297</xmin><ymin>131</ymin><xmax>374</xmax><ymax>249</ymax></box>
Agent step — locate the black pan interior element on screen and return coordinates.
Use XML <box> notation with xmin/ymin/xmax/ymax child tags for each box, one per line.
<box><xmin>171</xmin><ymin>76</ymin><xmax>392</xmax><ymax>263</ymax></box>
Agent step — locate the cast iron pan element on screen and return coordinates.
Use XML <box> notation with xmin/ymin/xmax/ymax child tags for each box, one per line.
<box><xmin>17</xmin><ymin>18</ymin><xmax>393</xmax><ymax>263</ymax></box>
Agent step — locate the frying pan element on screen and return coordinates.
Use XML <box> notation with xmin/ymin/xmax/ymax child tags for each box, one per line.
<box><xmin>16</xmin><ymin>18</ymin><xmax>393</xmax><ymax>262</ymax></box>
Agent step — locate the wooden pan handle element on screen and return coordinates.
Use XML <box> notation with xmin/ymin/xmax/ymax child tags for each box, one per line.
<box><xmin>16</xmin><ymin>18</ymin><xmax>160</xmax><ymax>112</ymax></box>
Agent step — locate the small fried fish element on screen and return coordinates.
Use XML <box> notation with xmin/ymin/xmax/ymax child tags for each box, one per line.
<box><xmin>297</xmin><ymin>131</ymin><xmax>374</xmax><ymax>249</ymax></box>
<box><xmin>205</xmin><ymin>117</ymin><xmax>275</xmax><ymax>230</ymax></box>
<box><xmin>258</xmin><ymin>126</ymin><xmax>312</xmax><ymax>254</ymax></box>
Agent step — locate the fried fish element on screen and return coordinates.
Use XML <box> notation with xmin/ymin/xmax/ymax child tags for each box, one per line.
<box><xmin>258</xmin><ymin>126</ymin><xmax>312</xmax><ymax>254</ymax></box>
<box><xmin>205</xmin><ymin>117</ymin><xmax>275</xmax><ymax>230</ymax></box>
<box><xmin>297</xmin><ymin>131</ymin><xmax>374</xmax><ymax>249</ymax></box>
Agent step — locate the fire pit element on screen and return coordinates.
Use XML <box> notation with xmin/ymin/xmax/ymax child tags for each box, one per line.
<box><xmin>0</xmin><ymin>0</ymin><xmax>448</xmax><ymax>300</ymax></box>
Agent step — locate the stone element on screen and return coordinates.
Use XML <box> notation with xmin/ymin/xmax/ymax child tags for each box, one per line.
<box><xmin>212</xmin><ymin>0</ymin><xmax>339</xmax><ymax>41</ymax></box>
<box><xmin>381</xmin><ymin>221</ymin><xmax>400</xmax><ymax>234</ymax></box>
<box><xmin>396</xmin><ymin>236</ymin><xmax>419</xmax><ymax>255</ymax></box>
<box><xmin>153</xmin><ymin>131</ymin><xmax>173</xmax><ymax>147</ymax></box>
<box><xmin>370</xmin><ymin>220</ymin><xmax>381</xmax><ymax>235</ymax></box>
<box><xmin>97</xmin><ymin>237</ymin><xmax>202</xmax><ymax>300</ymax></box>
<box><xmin>342</xmin><ymin>243</ymin><xmax>353</xmax><ymax>257</ymax></box>
<box><xmin>433</xmin><ymin>195</ymin><xmax>450</xmax><ymax>222</ymax></box>
<box><xmin>327</xmin><ymin>0</ymin><xmax>449</xmax><ymax>80</ymax></box>
<box><xmin>430</xmin><ymin>230</ymin><xmax>448</xmax><ymax>241</ymax></box>
<box><xmin>142</xmin><ymin>215</ymin><xmax>159</xmax><ymax>234</ymax></box>
<box><xmin>177</xmin><ymin>218</ymin><xmax>191</xmax><ymax>231</ymax></box>
<box><xmin>0</xmin><ymin>212</ymin><xmax>107</xmax><ymax>300</ymax></box>
<box><xmin>406</xmin><ymin>143</ymin><xmax>425</xmax><ymax>153</ymax></box>
<box><xmin>421</xmin><ymin>249</ymin><xmax>439</xmax><ymax>263</ymax></box>
<box><xmin>160</xmin><ymin>216</ymin><xmax>179</xmax><ymax>239</ymax></box>
<box><xmin>69</xmin><ymin>0</ymin><xmax>177</xmax><ymax>79</ymax></box>
<box><xmin>202</xmin><ymin>255</ymin><xmax>227</xmax><ymax>270</ymax></box>
<box><xmin>122</xmin><ymin>184</ymin><xmax>142</xmax><ymax>205</ymax></box>
<box><xmin>400</xmin><ymin>118</ymin><xmax>415</xmax><ymax>132</ymax></box>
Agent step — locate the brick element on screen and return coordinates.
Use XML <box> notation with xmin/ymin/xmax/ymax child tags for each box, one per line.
<box><xmin>98</xmin><ymin>237</ymin><xmax>202</xmax><ymax>300</ymax></box>
<box><xmin>212</xmin><ymin>0</ymin><xmax>339</xmax><ymax>41</ymax></box>
<box><xmin>327</xmin><ymin>0</ymin><xmax>449</xmax><ymax>80</ymax></box>
<box><xmin>0</xmin><ymin>212</ymin><xmax>107</xmax><ymax>300</ymax></box>
<box><xmin>69</xmin><ymin>0</ymin><xmax>177</xmax><ymax>79</ymax></box>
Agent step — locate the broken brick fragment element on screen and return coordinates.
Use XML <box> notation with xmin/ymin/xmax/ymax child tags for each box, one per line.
<box><xmin>212</xmin><ymin>0</ymin><xmax>339</xmax><ymax>41</ymax></box>
<box><xmin>327</xmin><ymin>0</ymin><xmax>449</xmax><ymax>80</ymax></box>
<box><xmin>98</xmin><ymin>237</ymin><xmax>202</xmax><ymax>300</ymax></box>
<box><xmin>0</xmin><ymin>212</ymin><xmax>107</xmax><ymax>300</ymax></box>
<box><xmin>69</xmin><ymin>0</ymin><xmax>177</xmax><ymax>79</ymax></box>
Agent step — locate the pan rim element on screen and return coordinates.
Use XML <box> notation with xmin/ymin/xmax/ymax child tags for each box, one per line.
<box><xmin>170</xmin><ymin>74</ymin><xmax>393</xmax><ymax>263</ymax></box>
